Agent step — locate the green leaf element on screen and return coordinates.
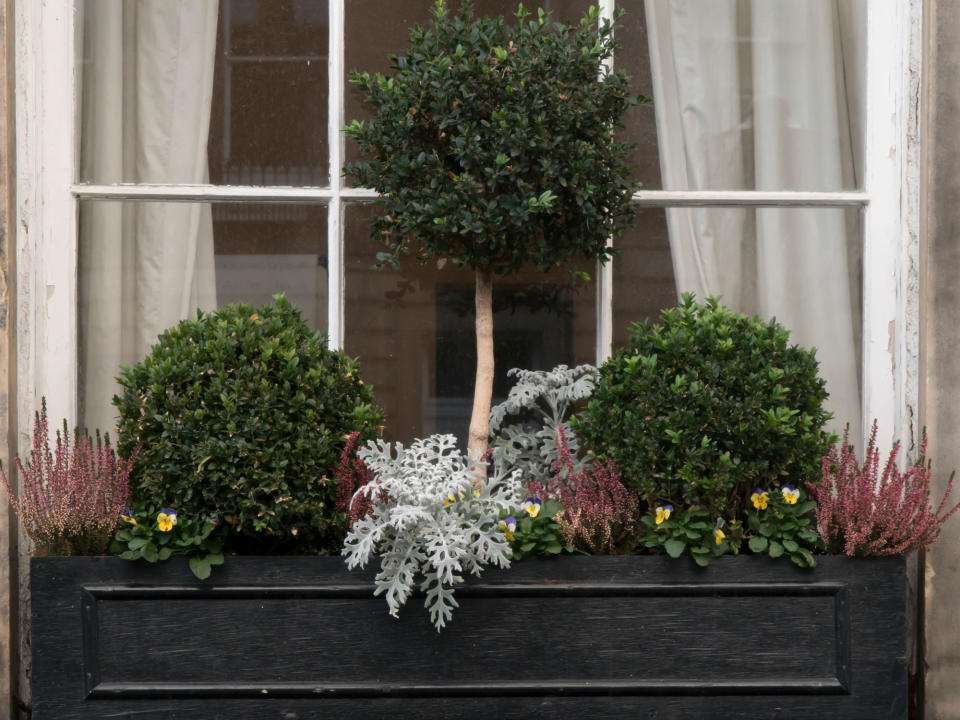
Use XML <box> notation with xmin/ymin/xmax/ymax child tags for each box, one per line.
<box><xmin>127</xmin><ymin>537</ymin><xmax>148</xmax><ymax>550</ymax></box>
<box><xmin>545</xmin><ymin>542</ymin><xmax>563</xmax><ymax>554</ymax></box>
<box><xmin>769</xmin><ymin>541</ymin><xmax>784</xmax><ymax>558</ymax></box>
<box><xmin>664</xmin><ymin>538</ymin><xmax>686</xmax><ymax>559</ymax></box>
<box><xmin>141</xmin><ymin>543</ymin><xmax>159</xmax><ymax>563</ymax></box>
<box><xmin>157</xmin><ymin>547</ymin><xmax>173</xmax><ymax>561</ymax></box>
<box><xmin>542</xmin><ymin>499</ymin><xmax>563</xmax><ymax>518</ymax></box>
<box><xmin>748</xmin><ymin>536</ymin><xmax>768</xmax><ymax>553</ymax></box>
<box><xmin>520</xmin><ymin>542</ymin><xmax>536</xmax><ymax>552</ymax></box>
<box><xmin>782</xmin><ymin>539</ymin><xmax>799</xmax><ymax>553</ymax></box>
<box><xmin>692</xmin><ymin>554</ymin><xmax>710</xmax><ymax>567</ymax></box>
<box><xmin>189</xmin><ymin>556</ymin><xmax>212</xmax><ymax>580</ymax></box>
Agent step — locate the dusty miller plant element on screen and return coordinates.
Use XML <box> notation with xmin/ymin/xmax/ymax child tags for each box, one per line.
<box><xmin>342</xmin><ymin>434</ymin><xmax>523</xmax><ymax>630</ymax></box>
<box><xmin>489</xmin><ymin>364</ymin><xmax>596</xmax><ymax>485</ymax></box>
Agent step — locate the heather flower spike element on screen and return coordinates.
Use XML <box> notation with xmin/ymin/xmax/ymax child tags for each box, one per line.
<box><xmin>0</xmin><ymin>398</ymin><xmax>138</xmax><ymax>555</ymax></box>
<box><xmin>527</xmin><ymin>426</ymin><xmax>643</xmax><ymax>555</ymax></box>
<box><xmin>809</xmin><ymin>422</ymin><xmax>960</xmax><ymax>555</ymax></box>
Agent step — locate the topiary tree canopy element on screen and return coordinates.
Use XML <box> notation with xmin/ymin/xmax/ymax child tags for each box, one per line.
<box><xmin>345</xmin><ymin>0</ymin><xmax>640</xmax><ymax>458</ymax></box>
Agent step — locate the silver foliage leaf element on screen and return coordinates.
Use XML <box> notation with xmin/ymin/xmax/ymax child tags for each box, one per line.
<box><xmin>489</xmin><ymin>364</ymin><xmax>597</xmax><ymax>484</ymax></box>
<box><xmin>341</xmin><ymin>434</ymin><xmax>523</xmax><ymax>630</ymax></box>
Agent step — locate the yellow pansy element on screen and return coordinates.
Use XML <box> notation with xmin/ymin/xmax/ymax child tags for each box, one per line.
<box><xmin>781</xmin><ymin>485</ymin><xmax>799</xmax><ymax>504</ymax></box>
<box><xmin>750</xmin><ymin>489</ymin><xmax>769</xmax><ymax>510</ymax></box>
<box><xmin>157</xmin><ymin>508</ymin><xmax>178</xmax><ymax>532</ymax></box>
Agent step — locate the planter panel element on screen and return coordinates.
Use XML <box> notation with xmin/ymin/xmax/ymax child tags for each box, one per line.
<box><xmin>31</xmin><ymin>555</ymin><xmax>906</xmax><ymax>719</ymax></box>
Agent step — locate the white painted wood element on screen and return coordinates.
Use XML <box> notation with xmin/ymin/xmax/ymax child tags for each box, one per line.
<box><xmin>861</xmin><ymin>0</ymin><xmax>921</xmax><ymax>453</ymax></box>
<box><xmin>596</xmin><ymin>0</ymin><xmax>616</xmax><ymax>364</ymax></box>
<box><xmin>327</xmin><ymin>0</ymin><xmax>346</xmax><ymax>349</ymax></box>
<box><xmin>72</xmin><ymin>183</ymin><xmax>379</xmax><ymax>202</ymax></box>
<box><xmin>14</xmin><ymin>0</ymin><xmax>79</xmax><ymax>708</ymax></box>
<box><xmin>631</xmin><ymin>190</ymin><xmax>869</xmax><ymax>207</ymax></box>
<box><xmin>15</xmin><ymin>0</ymin><xmax>78</xmax><ymax>432</ymax></box>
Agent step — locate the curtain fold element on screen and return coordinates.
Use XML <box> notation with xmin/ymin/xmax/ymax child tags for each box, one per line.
<box><xmin>80</xmin><ymin>0</ymin><xmax>219</xmax><ymax>433</ymax></box>
<box><xmin>645</xmin><ymin>0</ymin><xmax>865</xmax><ymax>442</ymax></box>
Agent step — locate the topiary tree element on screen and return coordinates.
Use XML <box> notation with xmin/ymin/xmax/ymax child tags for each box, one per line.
<box><xmin>345</xmin><ymin>1</ymin><xmax>639</xmax><ymax>459</ymax></box>
<box><xmin>114</xmin><ymin>296</ymin><xmax>383</xmax><ymax>554</ymax></box>
<box><xmin>573</xmin><ymin>294</ymin><xmax>835</xmax><ymax>523</ymax></box>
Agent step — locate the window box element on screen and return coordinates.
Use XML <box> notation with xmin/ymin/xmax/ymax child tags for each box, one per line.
<box><xmin>30</xmin><ymin>554</ymin><xmax>906</xmax><ymax>719</ymax></box>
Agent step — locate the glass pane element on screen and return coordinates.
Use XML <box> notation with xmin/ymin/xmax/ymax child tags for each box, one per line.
<box><xmin>344</xmin><ymin>0</ymin><xmax>596</xmax><ymax>182</ymax></box>
<box><xmin>344</xmin><ymin>205</ymin><xmax>597</xmax><ymax>446</ymax></box>
<box><xmin>79</xmin><ymin>0</ymin><xmax>329</xmax><ymax>186</ymax></box>
<box><xmin>619</xmin><ymin>0</ymin><xmax>865</xmax><ymax>190</ymax></box>
<box><xmin>613</xmin><ymin>206</ymin><xmax>862</xmax><ymax>439</ymax></box>
<box><xmin>78</xmin><ymin>200</ymin><xmax>328</xmax><ymax>433</ymax></box>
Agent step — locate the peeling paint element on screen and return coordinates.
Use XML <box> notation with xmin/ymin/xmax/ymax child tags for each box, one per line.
<box><xmin>889</xmin><ymin>319</ymin><xmax>897</xmax><ymax>390</ymax></box>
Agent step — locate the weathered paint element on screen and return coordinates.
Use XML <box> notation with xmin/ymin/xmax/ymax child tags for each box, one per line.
<box><xmin>0</xmin><ymin>0</ymin><xmax>16</xmax><ymax>717</ymax></box>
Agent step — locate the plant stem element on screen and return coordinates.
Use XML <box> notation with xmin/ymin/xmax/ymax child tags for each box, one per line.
<box><xmin>468</xmin><ymin>267</ymin><xmax>494</xmax><ymax>464</ymax></box>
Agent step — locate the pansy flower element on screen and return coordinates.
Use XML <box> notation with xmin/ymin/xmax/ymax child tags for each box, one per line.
<box><xmin>499</xmin><ymin>517</ymin><xmax>517</xmax><ymax>542</ymax></box>
<box><xmin>714</xmin><ymin>527</ymin><xmax>726</xmax><ymax>545</ymax></box>
<box><xmin>208</xmin><ymin>516</ymin><xmax>219</xmax><ymax>530</ymax></box>
<box><xmin>444</xmin><ymin>491</ymin><xmax>467</xmax><ymax>506</ymax></box>
<box><xmin>781</xmin><ymin>485</ymin><xmax>799</xmax><ymax>504</ymax></box>
<box><xmin>750</xmin><ymin>488</ymin><xmax>769</xmax><ymax>510</ymax></box>
<box><xmin>521</xmin><ymin>497</ymin><xmax>542</xmax><ymax>518</ymax></box>
<box><xmin>655</xmin><ymin>505</ymin><xmax>673</xmax><ymax>525</ymax></box>
<box><xmin>157</xmin><ymin>508</ymin><xmax>178</xmax><ymax>532</ymax></box>
<box><xmin>120</xmin><ymin>508</ymin><xmax>137</xmax><ymax>526</ymax></box>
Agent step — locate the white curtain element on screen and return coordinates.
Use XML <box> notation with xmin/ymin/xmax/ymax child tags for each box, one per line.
<box><xmin>645</xmin><ymin>0</ymin><xmax>865</xmax><ymax>442</ymax></box>
<box><xmin>80</xmin><ymin>1</ymin><xmax>220</xmax><ymax>434</ymax></box>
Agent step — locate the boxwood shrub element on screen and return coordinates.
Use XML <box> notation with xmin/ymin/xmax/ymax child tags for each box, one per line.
<box><xmin>573</xmin><ymin>295</ymin><xmax>834</xmax><ymax>521</ymax></box>
<box><xmin>114</xmin><ymin>296</ymin><xmax>383</xmax><ymax>554</ymax></box>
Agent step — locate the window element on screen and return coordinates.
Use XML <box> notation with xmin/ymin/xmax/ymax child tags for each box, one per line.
<box><xmin>15</xmin><ymin>0</ymin><xmax>920</xmax><ymax>450</ymax></box>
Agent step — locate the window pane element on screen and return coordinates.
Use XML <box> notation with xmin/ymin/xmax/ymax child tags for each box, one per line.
<box><xmin>613</xmin><ymin>206</ymin><xmax>862</xmax><ymax>439</ymax></box>
<box><xmin>619</xmin><ymin>0</ymin><xmax>865</xmax><ymax>190</ymax></box>
<box><xmin>79</xmin><ymin>0</ymin><xmax>329</xmax><ymax>186</ymax></box>
<box><xmin>344</xmin><ymin>205</ymin><xmax>597</xmax><ymax>446</ymax></box>
<box><xmin>344</xmin><ymin>0</ymin><xmax>597</xmax><ymax>182</ymax></box>
<box><xmin>78</xmin><ymin>200</ymin><xmax>328</xmax><ymax>433</ymax></box>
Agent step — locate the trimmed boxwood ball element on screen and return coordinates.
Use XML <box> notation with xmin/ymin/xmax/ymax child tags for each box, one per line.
<box><xmin>573</xmin><ymin>295</ymin><xmax>834</xmax><ymax>522</ymax></box>
<box><xmin>114</xmin><ymin>296</ymin><xmax>383</xmax><ymax>554</ymax></box>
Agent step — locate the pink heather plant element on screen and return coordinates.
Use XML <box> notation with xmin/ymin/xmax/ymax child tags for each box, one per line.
<box><xmin>808</xmin><ymin>422</ymin><xmax>960</xmax><ymax>556</ymax></box>
<box><xmin>528</xmin><ymin>426</ymin><xmax>643</xmax><ymax>555</ymax></box>
<box><xmin>0</xmin><ymin>400</ymin><xmax>137</xmax><ymax>555</ymax></box>
<box><xmin>334</xmin><ymin>431</ymin><xmax>376</xmax><ymax>528</ymax></box>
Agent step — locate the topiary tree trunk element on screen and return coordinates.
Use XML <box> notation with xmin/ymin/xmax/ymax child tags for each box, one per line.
<box><xmin>345</xmin><ymin>1</ymin><xmax>642</xmax><ymax>456</ymax></box>
<box><xmin>467</xmin><ymin>268</ymin><xmax>495</xmax><ymax>458</ymax></box>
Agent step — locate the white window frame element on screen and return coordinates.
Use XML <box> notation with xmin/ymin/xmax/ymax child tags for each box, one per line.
<box><xmin>15</xmin><ymin>0</ymin><xmax>921</xmax><ymax>453</ymax></box>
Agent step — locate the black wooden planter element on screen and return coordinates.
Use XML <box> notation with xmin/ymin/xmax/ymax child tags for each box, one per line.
<box><xmin>31</xmin><ymin>554</ymin><xmax>906</xmax><ymax>719</ymax></box>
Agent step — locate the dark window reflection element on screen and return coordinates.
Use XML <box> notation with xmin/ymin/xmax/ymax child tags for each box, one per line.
<box><xmin>208</xmin><ymin>0</ymin><xmax>329</xmax><ymax>186</ymax></box>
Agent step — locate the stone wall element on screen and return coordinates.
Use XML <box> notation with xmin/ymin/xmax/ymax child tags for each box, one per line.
<box><xmin>922</xmin><ymin>1</ymin><xmax>960</xmax><ymax>718</ymax></box>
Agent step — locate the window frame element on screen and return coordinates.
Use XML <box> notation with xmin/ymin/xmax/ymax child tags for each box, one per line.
<box><xmin>14</xmin><ymin>0</ymin><xmax>921</xmax><ymax>452</ymax></box>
